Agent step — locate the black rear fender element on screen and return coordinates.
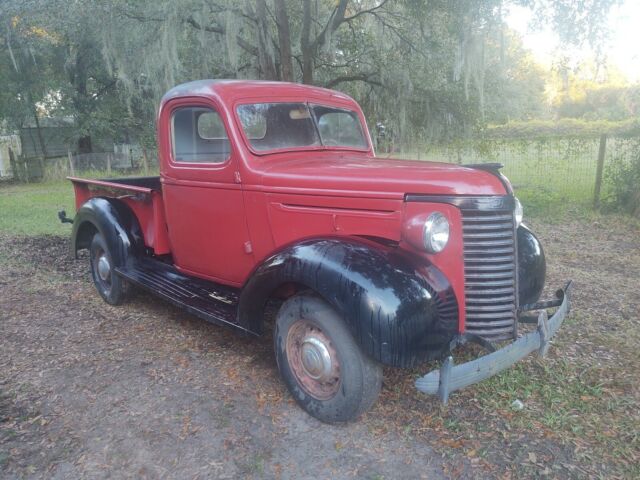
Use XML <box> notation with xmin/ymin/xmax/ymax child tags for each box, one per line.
<box><xmin>71</xmin><ymin>197</ymin><xmax>143</xmax><ymax>267</ymax></box>
<box><xmin>238</xmin><ymin>238</ymin><xmax>459</xmax><ymax>367</ymax></box>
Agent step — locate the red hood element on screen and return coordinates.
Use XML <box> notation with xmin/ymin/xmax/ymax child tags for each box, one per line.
<box><xmin>256</xmin><ymin>153</ymin><xmax>507</xmax><ymax>198</ymax></box>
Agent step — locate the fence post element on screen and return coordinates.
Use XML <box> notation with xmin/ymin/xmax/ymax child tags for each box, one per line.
<box><xmin>593</xmin><ymin>134</ymin><xmax>607</xmax><ymax>209</ymax></box>
<box><xmin>8</xmin><ymin>147</ymin><xmax>18</xmax><ymax>180</ymax></box>
<box><xmin>107</xmin><ymin>153</ymin><xmax>112</xmax><ymax>175</ymax></box>
<box><xmin>141</xmin><ymin>147</ymin><xmax>149</xmax><ymax>174</ymax></box>
<box><xmin>67</xmin><ymin>149</ymin><xmax>75</xmax><ymax>176</ymax></box>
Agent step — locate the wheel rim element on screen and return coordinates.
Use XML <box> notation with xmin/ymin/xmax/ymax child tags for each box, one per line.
<box><xmin>93</xmin><ymin>247</ymin><xmax>112</xmax><ymax>290</ymax></box>
<box><xmin>97</xmin><ymin>253</ymin><xmax>111</xmax><ymax>281</ymax></box>
<box><xmin>285</xmin><ymin>320</ymin><xmax>341</xmax><ymax>400</ymax></box>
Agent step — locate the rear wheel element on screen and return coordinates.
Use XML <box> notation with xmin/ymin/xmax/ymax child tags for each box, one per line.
<box><xmin>89</xmin><ymin>232</ymin><xmax>128</xmax><ymax>305</ymax></box>
<box><xmin>274</xmin><ymin>293</ymin><xmax>382</xmax><ymax>423</ymax></box>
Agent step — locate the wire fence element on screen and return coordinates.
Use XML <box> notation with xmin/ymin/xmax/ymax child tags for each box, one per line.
<box><xmin>8</xmin><ymin>151</ymin><xmax>159</xmax><ymax>182</ymax></box>
<box><xmin>394</xmin><ymin>135</ymin><xmax>640</xmax><ymax>207</ymax></box>
<box><xmin>6</xmin><ymin>134</ymin><xmax>640</xmax><ymax>209</ymax></box>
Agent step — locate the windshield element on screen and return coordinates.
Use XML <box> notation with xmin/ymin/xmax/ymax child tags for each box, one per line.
<box><xmin>236</xmin><ymin>102</ymin><xmax>368</xmax><ymax>152</ymax></box>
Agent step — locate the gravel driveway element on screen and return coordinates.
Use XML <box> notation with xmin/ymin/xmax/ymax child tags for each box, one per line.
<box><xmin>2</xmin><ymin>213</ymin><xmax>639</xmax><ymax>479</ymax></box>
<box><xmin>0</xmin><ymin>236</ymin><xmax>449</xmax><ymax>479</ymax></box>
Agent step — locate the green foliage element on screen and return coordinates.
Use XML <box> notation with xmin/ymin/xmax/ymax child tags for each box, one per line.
<box><xmin>1</xmin><ymin>0</ymin><xmax>623</xmax><ymax>156</ymax></box>
<box><xmin>482</xmin><ymin>30</ymin><xmax>548</xmax><ymax>124</ymax></box>
<box><xmin>604</xmin><ymin>138</ymin><xmax>640</xmax><ymax>216</ymax></box>
<box><xmin>557</xmin><ymin>85</ymin><xmax>640</xmax><ymax>121</ymax></box>
<box><xmin>0</xmin><ymin>10</ymin><xmax>67</xmax><ymax>131</ymax></box>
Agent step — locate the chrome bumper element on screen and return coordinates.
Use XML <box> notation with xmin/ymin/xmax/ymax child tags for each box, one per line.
<box><xmin>416</xmin><ymin>282</ymin><xmax>572</xmax><ymax>403</ymax></box>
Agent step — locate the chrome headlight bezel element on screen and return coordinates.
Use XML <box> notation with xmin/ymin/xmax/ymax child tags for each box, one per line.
<box><xmin>514</xmin><ymin>197</ymin><xmax>523</xmax><ymax>228</ymax></box>
<box><xmin>423</xmin><ymin>212</ymin><xmax>450</xmax><ymax>253</ymax></box>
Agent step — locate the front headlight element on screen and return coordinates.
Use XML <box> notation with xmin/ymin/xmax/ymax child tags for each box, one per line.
<box><xmin>424</xmin><ymin>212</ymin><xmax>450</xmax><ymax>253</ymax></box>
<box><xmin>514</xmin><ymin>197</ymin><xmax>523</xmax><ymax>228</ymax></box>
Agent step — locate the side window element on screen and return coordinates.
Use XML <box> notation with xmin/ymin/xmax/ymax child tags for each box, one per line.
<box><xmin>171</xmin><ymin>107</ymin><xmax>230</xmax><ymax>163</ymax></box>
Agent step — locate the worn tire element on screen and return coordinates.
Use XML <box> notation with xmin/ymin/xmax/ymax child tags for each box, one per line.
<box><xmin>89</xmin><ymin>232</ymin><xmax>129</xmax><ymax>305</ymax></box>
<box><xmin>274</xmin><ymin>293</ymin><xmax>382</xmax><ymax>423</ymax></box>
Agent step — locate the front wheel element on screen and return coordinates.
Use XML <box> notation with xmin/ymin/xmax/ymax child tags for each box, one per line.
<box><xmin>274</xmin><ymin>293</ymin><xmax>382</xmax><ymax>423</ymax></box>
<box><xmin>89</xmin><ymin>232</ymin><xmax>129</xmax><ymax>305</ymax></box>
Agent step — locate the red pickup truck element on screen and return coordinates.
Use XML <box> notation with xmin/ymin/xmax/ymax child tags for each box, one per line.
<box><xmin>63</xmin><ymin>80</ymin><xmax>571</xmax><ymax>423</ymax></box>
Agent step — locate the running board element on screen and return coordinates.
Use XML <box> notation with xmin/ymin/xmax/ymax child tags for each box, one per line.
<box><xmin>115</xmin><ymin>258</ymin><xmax>256</xmax><ymax>335</ymax></box>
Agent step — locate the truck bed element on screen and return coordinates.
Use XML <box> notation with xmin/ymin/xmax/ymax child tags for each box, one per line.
<box><xmin>69</xmin><ymin>175</ymin><xmax>161</xmax><ymax>193</ymax></box>
<box><xmin>69</xmin><ymin>175</ymin><xmax>170</xmax><ymax>255</ymax></box>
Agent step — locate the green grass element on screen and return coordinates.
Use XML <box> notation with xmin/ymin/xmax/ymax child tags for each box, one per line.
<box><xmin>0</xmin><ymin>180</ymin><xmax>75</xmax><ymax>236</ymax></box>
<box><xmin>0</xmin><ymin>168</ymin><xmax>156</xmax><ymax>236</ymax></box>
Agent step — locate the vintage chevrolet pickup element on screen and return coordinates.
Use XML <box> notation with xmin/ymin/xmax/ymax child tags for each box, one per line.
<box><xmin>62</xmin><ymin>80</ymin><xmax>571</xmax><ymax>423</ymax></box>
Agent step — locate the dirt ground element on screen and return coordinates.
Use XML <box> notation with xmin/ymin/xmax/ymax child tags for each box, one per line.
<box><xmin>1</xmin><ymin>215</ymin><xmax>639</xmax><ymax>479</ymax></box>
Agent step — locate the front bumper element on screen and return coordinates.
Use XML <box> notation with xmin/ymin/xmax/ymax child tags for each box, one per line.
<box><xmin>415</xmin><ymin>282</ymin><xmax>572</xmax><ymax>403</ymax></box>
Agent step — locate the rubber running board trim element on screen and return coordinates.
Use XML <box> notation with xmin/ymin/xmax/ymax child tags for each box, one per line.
<box><xmin>115</xmin><ymin>257</ymin><xmax>256</xmax><ymax>335</ymax></box>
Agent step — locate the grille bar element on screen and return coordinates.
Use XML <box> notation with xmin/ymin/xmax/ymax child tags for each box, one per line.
<box><xmin>462</xmin><ymin>208</ymin><xmax>517</xmax><ymax>341</ymax></box>
<box><xmin>463</xmin><ymin>214</ymin><xmax>513</xmax><ymax>222</ymax></box>
<box><xmin>464</xmin><ymin>239</ymin><xmax>513</xmax><ymax>247</ymax></box>
<box><xmin>462</xmin><ymin>222</ymin><xmax>513</xmax><ymax>230</ymax></box>
<box><xmin>466</xmin><ymin>305</ymin><xmax>514</xmax><ymax>312</ymax></box>
<box><xmin>467</xmin><ymin>295</ymin><xmax>515</xmax><ymax>304</ymax></box>
<box><xmin>462</xmin><ymin>263</ymin><xmax>514</xmax><ymax>271</ymax></box>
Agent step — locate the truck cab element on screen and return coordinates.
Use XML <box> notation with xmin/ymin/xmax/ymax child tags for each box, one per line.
<box><xmin>66</xmin><ymin>80</ymin><xmax>571</xmax><ymax>423</ymax></box>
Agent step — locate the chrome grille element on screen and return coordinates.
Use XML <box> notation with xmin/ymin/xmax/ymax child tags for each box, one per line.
<box><xmin>462</xmin><ymin>210</ymin><xmax>517</xmax><ymax>341</ymax></box>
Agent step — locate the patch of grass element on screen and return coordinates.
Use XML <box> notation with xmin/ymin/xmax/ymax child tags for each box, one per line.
<box><xmin>516</xmin><ymin>187</ymin><xmax>591</xmax><ymax>219</ymax></box>
<box><xmin>238</xmin><ymin>454</ymin><xmax>266</xmax><ymax>476</ymax></box>
<box><xmin>461</xmin><ymin>312</ymin><xmax>640</xmax><ymax>476</ymax></box>
<box><xmin>0</xmin><ymin>169</ymin><xmax>155</xmax><ymax>236</ymax></box>
<box><xmin>0</xmin><ymin>181</ymin><xmax>74</xmax><ymax>236</ymax></box>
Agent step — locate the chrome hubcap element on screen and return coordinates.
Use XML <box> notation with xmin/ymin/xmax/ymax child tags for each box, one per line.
<box><xmin>97</xmin><ymin>254</ymin><xmax>111</xmax><ymax>281</ymax></box>
<box><xmin>300</xmin><ymin>337</ymin><xmax>333</xmax><ymax>381</ymax></box>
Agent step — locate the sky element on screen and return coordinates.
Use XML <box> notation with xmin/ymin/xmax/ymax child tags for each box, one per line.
<box><xmin>506</xmin><ymin>0</ymin><xmax>640</xmax><ymax>83</ymax></box>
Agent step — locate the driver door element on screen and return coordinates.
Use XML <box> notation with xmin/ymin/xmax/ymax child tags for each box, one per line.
<box><xmin>161</xmin><ymin>100</ymin><xmax>254</xmax><ymax>286</ymax></box>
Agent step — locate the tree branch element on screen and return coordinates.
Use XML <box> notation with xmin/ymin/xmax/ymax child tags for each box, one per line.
<box><xmin>92</xmin><ymin>79</ymin><xmax>118</xmax><ymax>100</ymax></box>
<box><xmin>342</xmin><ymin>0</ymin><xmax>391</xmax><ymax>23</ymax></box>
<box><xmin>324</xmin><ymin>73</ymin><xmax>384</xmax><ymax>89</ymax></box>
<box><xmin>310</xmin><ymin>0</ymin><xmax>349</xmax><ymax>52</ymax></box>
<box><xmin>184</xmin><ymin>16</ymin><xmax>258</xmax><ymax>57</ymax></box>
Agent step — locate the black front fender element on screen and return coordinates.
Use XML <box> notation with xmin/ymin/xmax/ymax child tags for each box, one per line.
<box><xmin>517</xmin><ymin>224</ymin><xmax>546</xmax><ymax>306</ymax></box>
<box><xmin>70</xmin><ymin>197</ymin><xmax>143</xmax><ymax>267</ymax></box>
<box><xmin>238</xmin><ymin>238</ymin><xmax>459</xmax><ymax>367</ymax></box>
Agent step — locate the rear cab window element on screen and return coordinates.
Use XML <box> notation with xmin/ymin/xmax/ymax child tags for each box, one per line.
<box><xmin>171</xmin><ymin>107</ymin><xmax>230</xmax><ymax>163</ymax></box>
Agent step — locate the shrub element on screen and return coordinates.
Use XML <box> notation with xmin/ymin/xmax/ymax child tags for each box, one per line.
<box><xmin>604</xmin><ymin>139</ymin><xmax>640</xmax><ymax>217</ymax></box>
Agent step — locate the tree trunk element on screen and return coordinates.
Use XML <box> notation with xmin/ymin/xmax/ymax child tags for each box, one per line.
<box><xmin>78</xmin><ymin>136</ymin><xmax>92</xmax><ymax>154</ymax></box>
<box><xmin>301</xmin><ymin>0</ymin><xmax>348</xmax><ymax>85</ymax></box>
<box><xmin>31</xmin><ymin>110</ymin><xmax>47</xmax><ymax>179</ymax></box>
<box><xmin>255</xmin><ymin>0</ymin><xmax>278</xmax><ymax>80</ymax></box>
<box><xmin>273</xmin><ymin>0</ymin><xmax>294</xmax><ymax>82</ymax></box>
<box><xmin>25</xmin><ymin>90</ymin><xmax>49</xmax><ymax>161</ymax></box>
<box><xmin>301</xmin><ymin>0</ymin><xmax>313</xmax><ymax>84</ymax></box>
<box><xmin>70</xmin><ymin>42</ymin><xmax>93</xmax><ymax>154</ymax></box>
